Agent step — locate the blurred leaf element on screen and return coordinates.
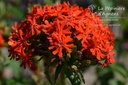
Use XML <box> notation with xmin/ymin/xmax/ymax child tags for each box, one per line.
<box><xmin>119</xmin><ymin>17</ymin><xmax>128</xmax><ymax>30</ymax></box>
<box><xmin>9</xmin><ymin>60</ymin><xmax>21</xmax><ymax>78</ymax></box>
<box><xmin>114</xmin><ymin>39</ymin><xmax>122</xmax><ymax>57</ymax></box>
<box><xmin>54</xmin><ymin>64</ymin><xmax>63</xmax><ymax>84</ymax></box>
<box><xmin>110</xmin><ymin>78</ymin><xmax>125</xmax><ymax>85</ymax></box>
<box><xmin>7</xmin><ymin>5</ymin><xmax>24</xmax><ymax>19</ymax></box>
<box><xmin>3</xmin><ymin>78</ymin><xmax>33</xmax><ymax>85</ymax></box>
<box><xmin>99</xmin><ymin>0</ymin><xmax>115</xmax><ymax>7</ymax></box>
<box><xmin>110</xmin><ymin>64</ymin><xmax>128</xmax><ymax>78</ymax></box>
<box><xmin>44</xmin><ymin>69</ymin><xmax>54</xmax><ymax>85</ymax></box>
<box><xmin>1</xmin><ymin>47</ymin><xmax>21</xmax><ymax>78</ymax></box>
<box><xmin>45</xmin><ymin>0</ymin><xmax>53</xmax><ymax>5</ymax></box>
<box><xmin>0</xmin><ymin>1</ymin><xmax>6</xmax><ymax>18</ymax></box>
<box><xmin>110</xmin><ymin>79</ymin><xmax>119</xmax><ymax>85</ymax></box>
<box><xmin>95</xmin><ymin>66</ymin><xmax>114</xmax><ymax>85</ymax></box>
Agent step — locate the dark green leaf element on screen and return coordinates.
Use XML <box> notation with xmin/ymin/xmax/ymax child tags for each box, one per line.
<box><xmin>44</xmin><ymin>58</ymin><xmax>58</xmax><ymax>85</ymax></box>
<box><xmin>44</xmin><ymin>69</ymin><xmax>53</xmax><ymax>85</ymax></box>
<box><xmin>38</xmin><ymin>56</ymin><xmax>44</xmax><ymax>61</ymax></box>
<box><xmin>54</xmin><ymin>64</ymin><xmax>63</xmax><ymax>84</ymax></box>
<box><xmin>64</xmin><ymin>67</ymin><xmax>81</xmax><ymax>85</ymax></box>
<box><xmin>45</xmin><ymin>58</ymin><xmax>58</xmax><ymax>70</ymax></box>
<box><xmin>79</xmin><ymin>70</ymin><xmax>85</xmax><ymax>84</ymax></box>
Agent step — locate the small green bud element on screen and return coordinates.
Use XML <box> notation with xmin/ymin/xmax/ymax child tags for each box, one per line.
<box><xmin>70</xmin><ymin>75</ymin><xmax>75</xmax><ymax>79</ymax></box>
<box><xmin>81</xmin><ymin>59</ymin><xmax>91</xmax><ymax>67</ymax></box>
<box><xmin>86</xmin><ymin>60</ymin><xmax>91</xmax><ymax>66</ymax></box>
<box><xmin>75</xmin><ymin>79</ymin><xmax>81</xmax><ymax>85</ymax></box>
<box><xmin>71</xmin><ymin>65</ymin><xmax>77</xmax><ymax>71</ymax></box>
<box><xmin>67</xmin><ymin>54</ymin><xmax>71</xmax><ymax>58</ymax></box>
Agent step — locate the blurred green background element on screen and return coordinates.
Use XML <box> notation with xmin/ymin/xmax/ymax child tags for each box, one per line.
<box><xmin>0</xmin><ymin>0</ymin><xmax>128</xmax><ymax>85</ymax></box>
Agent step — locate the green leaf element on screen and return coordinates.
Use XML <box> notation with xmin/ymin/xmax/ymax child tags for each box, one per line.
<box><xmin>45</xmin><ymin>0</ymin><xmax>53</xmax><ymax>5</ymax></box>
<box><xmin>54</xmin><ymin>64</ymin><xmax>63</xmax><ymax>84</ymax></box>
<box><xmin>45</xmin><ymin>58</ymin><xmax>58</xmax><ymax>70</ymax></box>
<box><xmin>99</xmin><ymin>0</ymin><xmax>114</xmax><ymax>7</ymax></box>
<box><xmin>44</xmin><ymin>69</ymin><xmax>53</xmax><ymax>85</ymax></box>
<box><xmin>37</xmin><ymin>56</ymin><xmax>44</xmax><ymax>61</ymax></box>
<box><xmin>110</xmin><ymin>78</ymin><xmax>125</xmax><ymax>85</ymax></box>
<box><xmin>110</xmin><ymin>64</ymin><xmax>128</xmax><ymax>78</ymax></box>
<box><xmin>0</xmin><ymin>1</ymin><xmax>6</xmax><ymax>18</ymax></box>
<box><xmin>64</xmin><ymin>67</ymin><xmax>81</xmax><ymax>85</ymax></box>
<box><xmin>110</xmin><ymin>79</ymin><xmax>118</xmax><ymax>85</ymax></box>
<box><xmin>7</xmin><ymin>5</ymin><xmax>24</xmax><ymax>19</ymax></box>
<box><xmin>79</xmin><ymin>70</ymin><xmax>85</xmax><ymax>84</ymax></box>
<box><xmin>44</xmin><ymin>58</ymin><xmax>58</xmax><ymax>85</ymax></box>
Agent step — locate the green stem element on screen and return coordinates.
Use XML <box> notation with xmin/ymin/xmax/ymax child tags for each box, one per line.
<box><xmin>60</xmin><ymin>70</ymin><xmax>65</xmax><ymax>85</ymax></box>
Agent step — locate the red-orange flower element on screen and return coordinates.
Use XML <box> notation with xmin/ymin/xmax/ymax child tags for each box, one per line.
<box><xmin>48</xmin><ymin>20</ymin><xmax>74</xmax><ymax>58</ymax></box>
<box><xmin>8</xmin><ymin>21</ymin><xmax>33</xmax><ymax>68</ymax></box>
<box><xmin>8</xmin><ymin>2</ymin><xmax>115</xmax><ymax>69</ymax></box>
<box><xmin>0</xmin><ymin>29</ymin><xmax>4</xmax><ymax>47</ymax></box>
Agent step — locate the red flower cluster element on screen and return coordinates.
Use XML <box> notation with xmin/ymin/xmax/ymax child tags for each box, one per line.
<box><xmin>0</xmin><ymin>29</ymin><xmax>4</xmax><ymax>47</ymax></box>
<box><xmin>8</xmin><ymin>2</ymin><xmax>115</xmax><ymax>68</ymax></box>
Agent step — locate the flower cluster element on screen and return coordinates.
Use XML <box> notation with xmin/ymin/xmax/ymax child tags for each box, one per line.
<box><xmin>0</xmin><ymin>29</ymin><xmax>4</xmax><ymax>47</ymax></box>
<box><xmin>8</xmin><ymin>2</ymin><xmax>115</xmax><ymax>69</ymax></box>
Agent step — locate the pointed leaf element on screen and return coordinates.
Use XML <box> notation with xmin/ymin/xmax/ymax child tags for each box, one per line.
<box><xmin>110</xmin><ymin>64</ymin><xmax>128</xmax><ymax>78</ymax></box>
<box><xmin>37</xmin><ymin>56</ymin><xmax>44</xmax><ymax>61</ymax></box>
<box><xmin>44</xmin><ymin>58</ymin><xmax>58</xmax><ymax>85</ymax></box>
<box><xmin>79</xmin><ymin>70</ymin><xmax>85</xmax><ymax>84</ymax></box>
<box><xmin>45</xmin><ymin>57</ymin><xmax>58</xmax><ymax>70</ymax></box>
<box><xmin>54</xmin><ymin>64</ymin><xmax>63</xmax><ymax>84</ymax></box>
<box><xmin>44</xmin><ymin>69</ymin><xmax>53</xmax><ymax>85</ymax></box>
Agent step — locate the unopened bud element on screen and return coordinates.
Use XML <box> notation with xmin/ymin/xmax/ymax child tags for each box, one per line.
<box><xmin>78</xmin><ymin>51</ymin><xmax>82</xmax><ymax>59</ymax></box>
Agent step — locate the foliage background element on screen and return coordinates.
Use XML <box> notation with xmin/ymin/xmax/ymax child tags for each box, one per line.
<box><xmin>0</xmin><ymin>0</ymin><xmax>128</xmax><ymax>85</ymax></box>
